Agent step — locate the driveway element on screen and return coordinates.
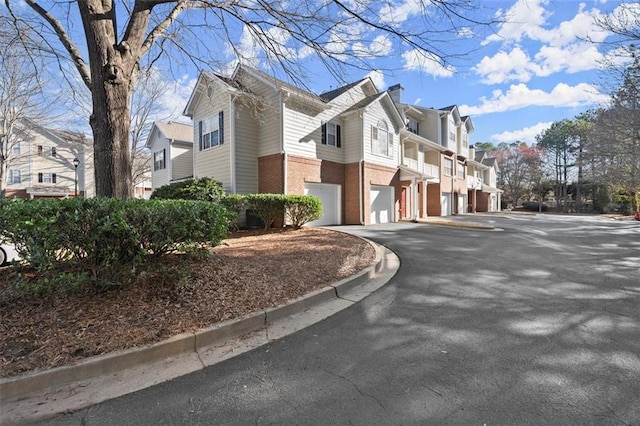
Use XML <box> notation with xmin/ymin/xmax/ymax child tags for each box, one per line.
<box><xmin>40</xmin><ymin>214</ymin><xmax>640</xmax><ymax>425</ymax></box>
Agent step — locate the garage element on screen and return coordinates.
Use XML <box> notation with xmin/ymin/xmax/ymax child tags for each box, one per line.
<box><xmin>304</xmin><ymin>183</ymin><xmax>341</xmax><ymax>226</ymax></box>
<box><xmin>370</xmin><ymin>185</ymin><xmax>395</xmax><ymax>224</ymax></box>
<box><xmin>441</xmin><ymin>193</ymin><xmax>451</xmax><ymax>216</ymax></box>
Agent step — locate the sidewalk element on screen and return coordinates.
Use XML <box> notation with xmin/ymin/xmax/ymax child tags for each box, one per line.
<box><xmin>0</xmin><ymin>240</ymin><xmax>399</xmax><ymax>425</ymax></box>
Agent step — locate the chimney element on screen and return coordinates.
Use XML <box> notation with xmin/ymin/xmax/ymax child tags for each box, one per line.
<box><xmin>469</xmin><ymin>145</ymin><xmax>475</xmax><ymax>159</ymax></box>
<box><xmin>387</xmin><ymin>84</ymin><xmax>404</xmax><ymax>104</ymax></box>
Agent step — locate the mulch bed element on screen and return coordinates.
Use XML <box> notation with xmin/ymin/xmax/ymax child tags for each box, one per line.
<box><xmin>0</xmin><ymin>228</ymin><xmax>375</xmax><ymax>378</ymax></box>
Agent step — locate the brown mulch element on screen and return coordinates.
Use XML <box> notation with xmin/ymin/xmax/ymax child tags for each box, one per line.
<box><xmin>0</xmin><ymin>228</ymin><xmax>375</xmax><ymax>378</ymax></box>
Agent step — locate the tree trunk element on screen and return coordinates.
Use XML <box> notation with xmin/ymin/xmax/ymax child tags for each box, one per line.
<box><xmin>79</xmin><ymin>0</ymin><xmax>133</xmax><ymax>198</ymax></box>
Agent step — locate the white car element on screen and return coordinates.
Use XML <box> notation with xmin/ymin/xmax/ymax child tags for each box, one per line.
<box><xmin>0</xmin><ymin>243</ymin><xmax>19</xmax><ymax>266</ymax></box>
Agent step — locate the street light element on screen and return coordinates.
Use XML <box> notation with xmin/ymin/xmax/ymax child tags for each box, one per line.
<box><xmin>72</xmin><ymin>157</ymin><xmax>80</xmax><ymax>197</ymax></box>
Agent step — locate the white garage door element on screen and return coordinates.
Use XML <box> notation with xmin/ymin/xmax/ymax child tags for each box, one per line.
<box><xmin>304</xmin><ymin>183</ymin><xmax>341</xmax><ymax>226</ymax></box>
<box><xmin>370</xmin><ymin>185</ymin><xmax>394</xmax><ymax>224</ymax></box>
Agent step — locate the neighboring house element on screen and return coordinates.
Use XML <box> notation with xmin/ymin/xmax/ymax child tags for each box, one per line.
<box><xmin>132</xmin><ymin>152</ymin><xmax>152</xmax><ymax>199</ymax></box>
<box><xmin>145</xmin><ymin>121</ymin><xmax>194</xmax><ymax>190</ymax></box>
<box><xmin>3</xmin><ymin>119</ymin><xmax>94</xmax><ymax>199</ymax></box>
<box><xmin>388</xmin><ymin>85</ymin><xmax>473</xmax><ymax>218</ymax></box>
<box><xmin>467</xmin><ymin>148</ymin><xmax>502</xmax><ymax>212</ymax></box>
<box><xmin>184</xmin><ymin>64</ymin><xmax>404</xmax><ymax>225</ymax></box>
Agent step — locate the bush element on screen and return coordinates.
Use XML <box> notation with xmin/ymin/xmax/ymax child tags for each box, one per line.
<box><xmin>220</xmin><ymin>194</ymin><xmax>247</xmax><ymax>230</ymax></box>
<box><xmin>150</xmin><ymin>177</ymin><xmax>225</xmax><ymax>202</ymax></box>
<box><xmin>245</xmin><ymin>194</ymin><xmax>287</xmax><ymax>230</ymax></box>
<box><xmin>286</xmin><ymin>195</ymin><xmax>322</xmax><ymax>229</ymax></box>
<box><xmin>0</xmin><ymin>197</ymin><xmax>231</xmax><ymax>293</ymax></box>
<box><xmin>522</xmin><ymin>201</ymin><xmax>548</xmax><ymax>212</ymax></box>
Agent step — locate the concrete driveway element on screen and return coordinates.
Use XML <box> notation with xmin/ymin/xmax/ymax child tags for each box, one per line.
<box><xmin>39</xmin><ymin>214</ymin><xmax>640</xmax><ymax>425</ymax></box>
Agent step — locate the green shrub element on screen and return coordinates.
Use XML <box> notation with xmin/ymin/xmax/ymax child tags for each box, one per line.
<box><xmin>220</xmin><ymin>194</ymin><xmax>247</xmax><ymax>230</ymax></box>
<box><xmin>286</xmin><ymin>195</ymin><xmax>322</xmax><ymax>229</ymax></box>
<box><xmin>0</xmin><ymin>197</ymin><xmax>231</xmax><ymax>293</ymax></box>
<box><xmin>150</xmin><ymin>177</ymin><xmax>225</xmax><ymax>202</ymax></box>
<box><xmin>245</xmin><ymin>194</ymin><xmax>287</xmax><ymax>230</ymax></box>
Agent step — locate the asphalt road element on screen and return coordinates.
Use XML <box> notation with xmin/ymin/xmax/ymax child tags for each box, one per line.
<box><xmin>39</xmin><ymin>214</ymin><xmax>640</xmax><ymax>425</ymax></box>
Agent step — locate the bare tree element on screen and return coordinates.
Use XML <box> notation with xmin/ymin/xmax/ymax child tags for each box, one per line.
<box><xmin>0</xmin><ymin>22</ymin><xmax>51</xmax><ymax>198</ymax></box>
<box><xmin>4</xmin><ymin>0</ymin><xmax>497</xmax><ymax>198</ymax></box>
<box><xmin>129</xmin><ymin>68</ymin><xmax>175</xmax><ymax>193</ymax></box>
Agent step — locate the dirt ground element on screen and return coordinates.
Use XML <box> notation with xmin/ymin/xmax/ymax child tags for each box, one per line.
<box><xmin>0</xmin><ymin>228</ymin><xmax>375</xmax><ymax>378</ymax></box>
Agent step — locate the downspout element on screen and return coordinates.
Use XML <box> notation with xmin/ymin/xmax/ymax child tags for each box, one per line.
<box><xmin>281</xmin><ymin>91</ymin><xmax>287</xmax><ymax>195</ymax></box>
<box><xmin>359</xmin><ymin>111</ymin><xmax>365</xmax><ymax>225</ymax></box>
<box><xmin>168</xmin><ymin>139</ymin><xmax>173</xmax><ymax>182</ymax></box>
<box><xmin>230</xmin><ymin>95</ymin><xmax>236</xmax><ymax>194</ymax></box>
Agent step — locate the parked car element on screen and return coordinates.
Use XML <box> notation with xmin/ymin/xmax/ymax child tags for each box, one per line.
<box><xmin>0</xmin><ymin>243</ymin><xmax>19</xmax><ymax>266</ymax></box>
<box><xmin>635</xmin><ymin>211</ymin><xmax>640</xmax><ymax>221</ymax></box>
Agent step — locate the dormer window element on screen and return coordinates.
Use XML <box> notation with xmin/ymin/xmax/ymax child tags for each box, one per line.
<box><xmin>407</xmin><ymin>119</ymin><xmax>419</xmax><ymax>135</ymax></box>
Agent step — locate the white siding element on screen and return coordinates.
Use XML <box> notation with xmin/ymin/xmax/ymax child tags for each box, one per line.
<box><xmin>192</xmin><ymin>81</ymin><xmax>232</xmax><ymax>191</ymax></box>
<box><xmin>235</xmin><ymin>104</ymin><xmax>259</xmax><ymax>194</ymax></box>
<box><xmin>171</xmin><ymin>144</ymin><xmax>193</xmax><ymax>181</ymax></box>
<box><xmin>150</xmin><ymin>133</ymin><xmax>171</xmax><ymax>188</ymax></box>
<box><xmin>343</xmin><ymin>114</ymin><xmax>363</xmax><ymax>163</ymax></box>
<box><xmin>362</xmin><ymin>101</ymin><xmax>399</xmax><ymax>169</ymax></box>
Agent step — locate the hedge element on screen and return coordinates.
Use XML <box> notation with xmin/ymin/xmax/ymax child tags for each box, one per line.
<box><xmin>150</xmin><ymin>177</ymin><xmax>226</xmax><ymax>202</ymax></box>
<box><xmin>0</xmin><ymin>197</ymin><xmax>231</xmax><ymax>293</ymax></box>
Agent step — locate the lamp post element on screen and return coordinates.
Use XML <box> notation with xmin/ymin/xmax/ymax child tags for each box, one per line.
<box><xmin>72</xmin><ymin>157</ymin><xmax>80</xmax><ymax>197</ymax></box>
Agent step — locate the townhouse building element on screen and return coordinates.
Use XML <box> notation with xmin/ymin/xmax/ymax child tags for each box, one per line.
<box><xmin>467</xmin><ymin>148</ymin><xmax>502</xmax><ymax>212</ymax></box>
<box><xmin>183</xmin><ymin>64</ymin><xmax>500</xmax><ymax>226</ymax></box>
<box><xmin>184</xmin><ymin>65</ymin><xmax>405</xmax><ymax>225</ymax></box>
<box><xmin>146</xmin><ymin>121</ymin><xmax>194</xmax><ymax>189</ymax></box>
<box><xmin>2</xmin><ymin>119</ymin><xmax>94</xmax><ymax>199</ymax></box>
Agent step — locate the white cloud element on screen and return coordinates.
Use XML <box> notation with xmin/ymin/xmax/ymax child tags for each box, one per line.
<box><xmin>535</xmin><ymin>42</ymin><xmax>604</xmax><ymax>75</ymax></box>
<box><xmin>402</xmin><ymin>50</ymin><xmax>455</xmax><ymax>78</ymax></box>
<box><xmin>457</xmin><ymin>27</ymin><xmax>474</xmax><ymax>39</ymax></box>
<box><xmin>460</xmin><ymin>82</ymin><xmax>608</xmax><ymax>115</ymax></box>
<box><xmin>366</xmin><ymin>70</ymin><xmax>385</xmax><ymax>91</ymax></box>
<box><xmin>482</xmin><ymin>0</ymin><xmax>551</xmax><ymax>46</ymax></box>
<box><xmin>379</xmin><ymin>0</ymin><xmax>423</xmax><ymax>25</ymax></box>
<box><xmin>491</xmin><ymin>121</ymin><xmax>553</xmax><ymax>144</ymax></box>
<box><xmin>474</xmin><ymin>47</ymin><xmax>537</xmax><ymax>84</ymax></box>
<box><xmin>353</xmin><ymin>35</ymin><xmax>394</xmax><ymax>58</ymax></box>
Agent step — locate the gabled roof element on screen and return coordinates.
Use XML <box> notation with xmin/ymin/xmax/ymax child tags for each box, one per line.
<box><xmin>154</xmin><ymin>121</ymin><xmax>193</xmax><ymax>143</ymax></box>
<box><xmin>319</xmin><ymin>79</ymin><xmax>367</xmax><ymax>102</ymax></box>
<box><xmin>340</xmin><ymin>92</ymin><xmax>405</xmax><ymax>129</ymax></box>
<box><xmin>475</xmin><ymin>150</ymin><xmax>487</xmax><ymax>163</ymax></box>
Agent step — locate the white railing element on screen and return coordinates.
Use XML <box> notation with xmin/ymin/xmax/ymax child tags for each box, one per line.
<box><xmin>467</xmin><ymin>176</ymin><xmax>482</xmax><ymax>189</ymax></box>
<box><xmin>424</xmin><ymin>163</ymin><xmax>438</xmax><ymax>177</ymax></box>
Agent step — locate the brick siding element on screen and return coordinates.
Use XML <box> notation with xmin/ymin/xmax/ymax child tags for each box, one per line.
<box><xmin>258</xmin><ymin>153</ymin><xmax>284</xmax><ymax>194</ymax></box>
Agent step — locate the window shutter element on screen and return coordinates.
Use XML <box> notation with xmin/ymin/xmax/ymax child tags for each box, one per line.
<box><xmin>198</xmin><ymin>121</ymin><xmax>203</xmax><ymax>151</ymax></box>
<box><xmin>218</xmin><ymin>111</ymin><xmax>224</xmax><ymax>145</ymax></box>
<box><xmin>52</xmin><ymin>173</ymin><xmax>57</xmax><ymax>183</ymax></box>
<box><xmin>38</xmin><ymin>172</ymin><xmax>43</xmax><ymax>183</ymax></box>
<box><xmin>37</xmin><ymin>145</ymin><xmax>43</xmax><ymax>156</ymax></box>
<box><xmin>416</xmin><ymin>122</ymin><xmax>419</xmax><ymax>134</ymax></box>
<box><xmin>336</xmin><ymin>125</ymin><xmax>341</xmax><ymax>148</ymax></box>
<box><xmin>372</xmin><ymin>125</ymin><xmax>377</xmax><ymax>140</ymax></box>
<box><xmin>321</xmin><ymin>123</ymin><xmax>327</xmax><ymax>145</ymax></box>
<box><xmin>52</xmin><ymin>147</ymin><xmax>57</xmax><ymax>157</ymax></box>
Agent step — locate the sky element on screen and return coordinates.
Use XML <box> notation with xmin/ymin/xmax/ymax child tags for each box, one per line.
<box><xmin>121</xmin><ymin>0</ymin><xmax>636</xmax><ymax>146</ymax></box>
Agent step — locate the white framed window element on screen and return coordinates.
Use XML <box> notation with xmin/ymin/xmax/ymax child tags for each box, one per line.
<box><xmin>457</xmin><ymin>162</ymin><xmax>465</xmax><ymax>179</ymax></box>
<box><xmin>12</xmin><ymin>143</ymin><xmax>20</xmax><ymax>155</ymax></box>
<box><xmin>38</xmin><ymin>172</ymin><xmax>57</xmax><ymax>183</ymax></box>
<box><xmin>154</xmin><ymin>149</ymin><xmax>166</xmax><ymax>171</ymax></box>
<box><xmin>444</xmin><ymin>158</ymin><xmax>453</xmax><ymax>176</ymax></box>
<box><xmin>449</xmin><ymin>130</ymin><xmax>456</xmax><ymax>142</ymax></box>
<box><xmin>372</xmin><ymin>119</ymin><xmax>393</xmax><ymax>157</ymax></box>
<box><xmin>462</xmin><ymin>133</ymin><xmax>468</xmax><ymax>148</ymax></box>
<box><xmin>37</xmin><ymin>145</ymin><xmax>56</xmax><ymax>157</ymax></box>
<box><xmin>407</xmin><ymin>119</ymin><xmax>419</xmax><ymax>135</ymax></box>
<box><xmin>8</xmin><ymin>169</ymin><xmax>21</xmax><ymax>184</ymax></box>
<box><xmin>199</xmin><ymin>111</ymin><xmax>224</xmax><ymax>151</ymax></box>
<box><xmin>321</xmin><ymin>121</ymin><xmax>341</xmax><ymax>147</ymax></box>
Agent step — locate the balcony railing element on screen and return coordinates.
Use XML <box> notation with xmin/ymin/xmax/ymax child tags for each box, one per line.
<box><xmin>467</xmin><ymin>176</ymin><xmax>482</xmax><ymax>189</ymax></box>
<box><xmin>402</xmin><ymin>157</ymin><xmax>439</xmax><ymax>178</ymax></box>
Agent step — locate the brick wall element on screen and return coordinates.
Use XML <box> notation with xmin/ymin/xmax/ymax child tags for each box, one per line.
<box><xmin>344</xmin><ymin>163</ymin><xmax>361</xmax><ymax>224</ymax></box>
<box><xmin>258</xmin><ymin>153</ymin><xmax>284</xmax><ymax>193</ymax></box>
<box><xmin>477</xmin><ymin>192</ymin><xmax>490</xmax><ymax>212</ymax></box>
<box><xmin>286</xmin><ymin>155</ymin><xmax>345</xmax><ymax>194</ymax></box>
<box><xmin>427</xmin><ymin>183</ymin><xmax>441</xmax><ymax>216</ymax></box>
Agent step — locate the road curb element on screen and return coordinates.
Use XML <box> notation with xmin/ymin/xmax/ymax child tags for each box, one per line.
<box><xmin>0</xmin><ymin>237</ymin><xmax>398</xmax><ymax>425</ymax></box>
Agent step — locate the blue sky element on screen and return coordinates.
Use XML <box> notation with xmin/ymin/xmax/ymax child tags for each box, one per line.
<box><xmin>150</xmin><ymin>0</ymin><xmax>634</xmax><ymax>146</ymax></box>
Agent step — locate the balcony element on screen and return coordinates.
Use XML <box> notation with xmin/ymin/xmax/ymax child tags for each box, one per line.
<box><xmin>402</xmin><ymin>156</ymin><xmax>439</xmax><ymax>178</ymax></box>
<box><xmin>467</xmin><ymin>175</ymin><xmax>482</xmax><ymax>189</ymax></box>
